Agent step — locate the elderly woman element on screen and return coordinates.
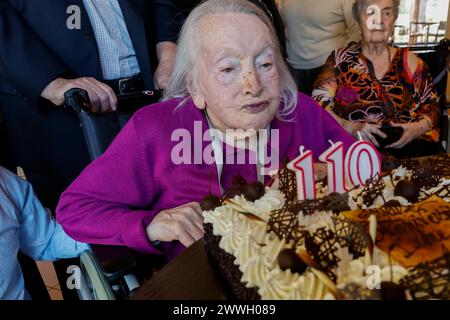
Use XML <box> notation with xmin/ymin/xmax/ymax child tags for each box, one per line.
<box><xmin>312</xmin><ymin>0</ymin><xmax>442</xmax><ymax>158</ymax></box>
<box><xmin>56</xmin><ymin>0</ymin><xmax>354</xmax><ymax>261</ymax></box>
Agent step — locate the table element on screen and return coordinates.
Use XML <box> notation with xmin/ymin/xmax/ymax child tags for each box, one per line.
<box><xmin>131</xmin><ymin>239</ymin><xmax>229</xmax><ymax>300</ymax></box>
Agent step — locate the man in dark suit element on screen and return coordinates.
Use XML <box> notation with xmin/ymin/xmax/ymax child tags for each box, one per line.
<box><xmin>0</xmin><ymin>0</ymin><xmax>179</xmax><ymax>300</ymax></box>
<box><xmin>0</xmin><ymin>0</ymin><xmax>178</xmax><ymax>210</ymax></box>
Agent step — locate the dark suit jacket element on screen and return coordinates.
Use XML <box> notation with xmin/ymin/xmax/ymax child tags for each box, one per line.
<box><xmin>0</xmin><ymin>0</ymin><xmax>178</xmax><ymax>175</ymax></box>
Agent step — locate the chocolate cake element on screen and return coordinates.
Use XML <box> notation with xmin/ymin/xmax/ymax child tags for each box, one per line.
<box><xmin>202</xmin><ymin>155</ymin><xmax>450</xmax><ymax>300</ymax></box>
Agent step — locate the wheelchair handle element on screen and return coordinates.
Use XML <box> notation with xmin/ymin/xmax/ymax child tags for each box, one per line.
<box><xmin>64</xmin><ymin>88</ymin><xmax>91</xmax><ymax>113</ymax></box>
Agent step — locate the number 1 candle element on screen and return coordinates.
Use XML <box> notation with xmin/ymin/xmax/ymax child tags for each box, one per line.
<box><xmin>287</xmin><ymin>146</ymin><xmax>316</xmax><ymax>200</ymax></box>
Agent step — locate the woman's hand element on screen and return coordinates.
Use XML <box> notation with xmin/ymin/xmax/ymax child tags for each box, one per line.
<box><xmin>145</xmin><ymin>202</ymin><xmax>204</xmax><ymax>248</ymax></box>
<box><xmin>386</xmin><ymin>120</ymin><xmax>431</xmax><ymax>149</ymax></box>
<box><xmin>351</xmin><ymin>122</ymin><xmax>387</xmax><ymax>147</ymax></box>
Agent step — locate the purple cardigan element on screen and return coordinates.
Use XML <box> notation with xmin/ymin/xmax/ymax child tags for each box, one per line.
<box><xmin>56</xmin><ymin>93</ymin><xmax>355</xmax><ymax>260</ymax></box>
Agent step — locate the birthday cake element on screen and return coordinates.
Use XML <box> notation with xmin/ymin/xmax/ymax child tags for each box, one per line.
<box><xmin>201</xmin><ymin>155</ymin><xmax>450</xmax><ymax>300</ymax></box>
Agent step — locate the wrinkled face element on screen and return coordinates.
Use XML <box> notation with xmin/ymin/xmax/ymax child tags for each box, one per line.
<box><xmin>188</xmin><ymin>13</ymin><xmax>281</xmax><ymax>132</ymax></box>
<box><xmin>359</xmin><ymin>0</ymin><xmax>396</xmax><ymax>44</ymax></box>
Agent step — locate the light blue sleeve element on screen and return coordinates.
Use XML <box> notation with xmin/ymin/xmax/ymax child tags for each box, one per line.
<box><xmin>5</xmin><ymin>170</ymin><xmax>90</xmax><ymax>260</ymax></box>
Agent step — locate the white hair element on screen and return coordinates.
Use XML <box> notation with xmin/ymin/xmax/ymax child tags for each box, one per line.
<box><xmin>163</xmin><ymin>0</ymin><xmax>298</xmax><ymax>121</ymax></box>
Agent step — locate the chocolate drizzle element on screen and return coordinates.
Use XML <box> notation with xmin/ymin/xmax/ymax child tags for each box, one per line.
<box><xmin>332</xmin><ymin>215</ymin><xmax>370</xmax><ymax>258</ymax></box>
<box><xmin>400</xmin><ymin>252</ymin><xmax>450</xmax><ymax>300</ymax></box>
<box><xmin>400</xmin><ymin>158</ymin><xmax>420</xmax><ymax>171</ymax></box>
<box><xmin>267</xmin><ymin>205</ymin><xmax>304</xmax><ymax>243</ymax></box>
<box><xmin>400</xmin><ymin>155</ymin><xmax>450</xmax><ymax>190</ymax></box>
<box><xmin>278</xmin><ymin>164</ymin><xmax>297</xmax><ymax>203</ymax></box>
<box><xmin>221</xmin><ymin>175</ymin><xmax>247</xmax><ymax>201</ymax></box>
<box><xmin>346</xmin><ymin>198</ymin><xmax>450</xmax><ymax>267</ymax></box>
<box><xmin>358</xmin><ymin>173</ymin><xmax>385</xmax><ymax>207</ymax></box>
<box><xmin>427</xmin><ymin>155</ymin><xmax>450</xmax><ymax>178</ymax></box>
<box><xmin>287</xmin><ymin>199</ymin><xmax>324</xmax><ymax>216</ymax></box>
<box><xmin>267</xmin><ymin>197</ymin><xmax>328</xmax><ymax>243</ymax></box>
<box><xmin>304</xmin><ymin>228</ymin><xmax>340</xmax><ymax>281</ymax></box>
<box><xmin>423</xmin><ymin>184</ymin><xmax>450</xmax><ymax>200</ymax></box>
<box><xmin>411</xmin><ymin>160</ymin><xmax>442</xmax><ymax>189</ymax></box>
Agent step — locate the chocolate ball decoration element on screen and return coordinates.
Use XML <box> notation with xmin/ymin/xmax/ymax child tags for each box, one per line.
<box><xmin>200</xmin><ymin>195</ymin><xmax>221</xmax><ymax>211</ymax></box>
<box><xmin>394</xmin><ymin>180</ymin><xmax>420</xmax><ymax>203</ymax></box>
<box><xmin>379</xmin><ymin>282</ymin><xmax>407</xmax><ymax>300</ymax></box>
<box><xmin>382</xmin><ymin>155</ymin><xmax>400</xmax><ymax>173</ymax></box>
<box><xmin>277</xmin><ymin>249</ymin><xmax>308</xmax><ymax>274</ymax></box>
<box><xmin>243</xmin><ymin>182</ymin><xmax>266</xmax><ymax>202</ymax></box>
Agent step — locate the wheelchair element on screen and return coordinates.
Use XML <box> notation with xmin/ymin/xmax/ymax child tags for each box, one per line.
<box><xmin>64</xmin><ymin>88</ymin><xmax>165</xmax><ymax>300</ymax></box>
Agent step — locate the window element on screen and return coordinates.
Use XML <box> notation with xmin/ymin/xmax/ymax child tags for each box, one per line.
<box><xmin>393</xmin><ymin>0</ymin><xmax>449</xmax><ymax>46</ymax></box>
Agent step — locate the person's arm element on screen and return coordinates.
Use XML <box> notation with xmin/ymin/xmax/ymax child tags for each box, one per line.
<box><xmin>0</xmin><ymin>2</ymin><xmax>116</xmax><ymax>112</ymax></box>
<box><xmin>387</xmin><ymin>53</ymin><xmax>441</xmax><ymax>149</ymax></box>
<box><xmin>0</xmin><ymin>168</ymin><xmax>89</xmax><ymax>261</ymax></box>
<box><xmin>0</xmin><ymin>1</ymin><xmax>68</xmax><ymax>101</ymax></box>
<box><xmin>311</xmin><ymin>52</ymin><xmax>354</xmax><ymax>131</ymax></box>
<box><xmin>154</xmin><ymin>41</ymin><xmax>177</xmax><ymax>89</ymax></box>
<box><xmin>152</xmin><ymin>0</ymin><xmax>179</xmax><ymax>89</ymax></box>
<box><xmin>409</xmin><ymin>55</ymin><xmax>440</xmax><ymax>131</ymax></box>
<box><xmin>312</xmin><ymin>52</ymin><xmax>339</xmax><ymax>112</ymax></box>
<box><xmin>56</xmin><ymin>112</ymin><xmax>203</xmax><ymax>253</ymax></box>
<box><xmin>152</xmin><ymin>0</ymin><xmax>179</xmax><ymax>43</ymax></box>
<box><xmin>343</xmin><ymin>0</ymin><xmax>361</xmax><ymax>43</ymax></box>
<box><xmin>56</xmin><ymin>116</ymin><xmax>161</xmax><ymax>254</ymax></box>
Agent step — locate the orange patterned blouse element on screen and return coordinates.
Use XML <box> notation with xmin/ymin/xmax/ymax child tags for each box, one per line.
<box><xmin>312</xmin><ymin>42</ymin><xmax>440</xmax><ymax>142</ymax></box>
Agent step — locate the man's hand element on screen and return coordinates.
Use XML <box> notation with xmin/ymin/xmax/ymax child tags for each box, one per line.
<box><xmin>386</xmin><ymin>120</ymin><xmax>431</xmax><ymax>149</ymax></box>
<box><xmin>41</xmin><ymin>77</ymin><xmax>117</xmax><ymax>113</ymax></box>
<box><xmin>154</xmin><ymin>41</ymin><xmax>177</xmax><ymax>90</ymax></box>
<box><xmin>154</xmin><ymin>59</ymin><xmax>175</xmax><ymax>90</ymax></box>
<box><xmin>145</xmin><ymin>202</ymin><xmax>204</xmax><ymax>248</ymax></box>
